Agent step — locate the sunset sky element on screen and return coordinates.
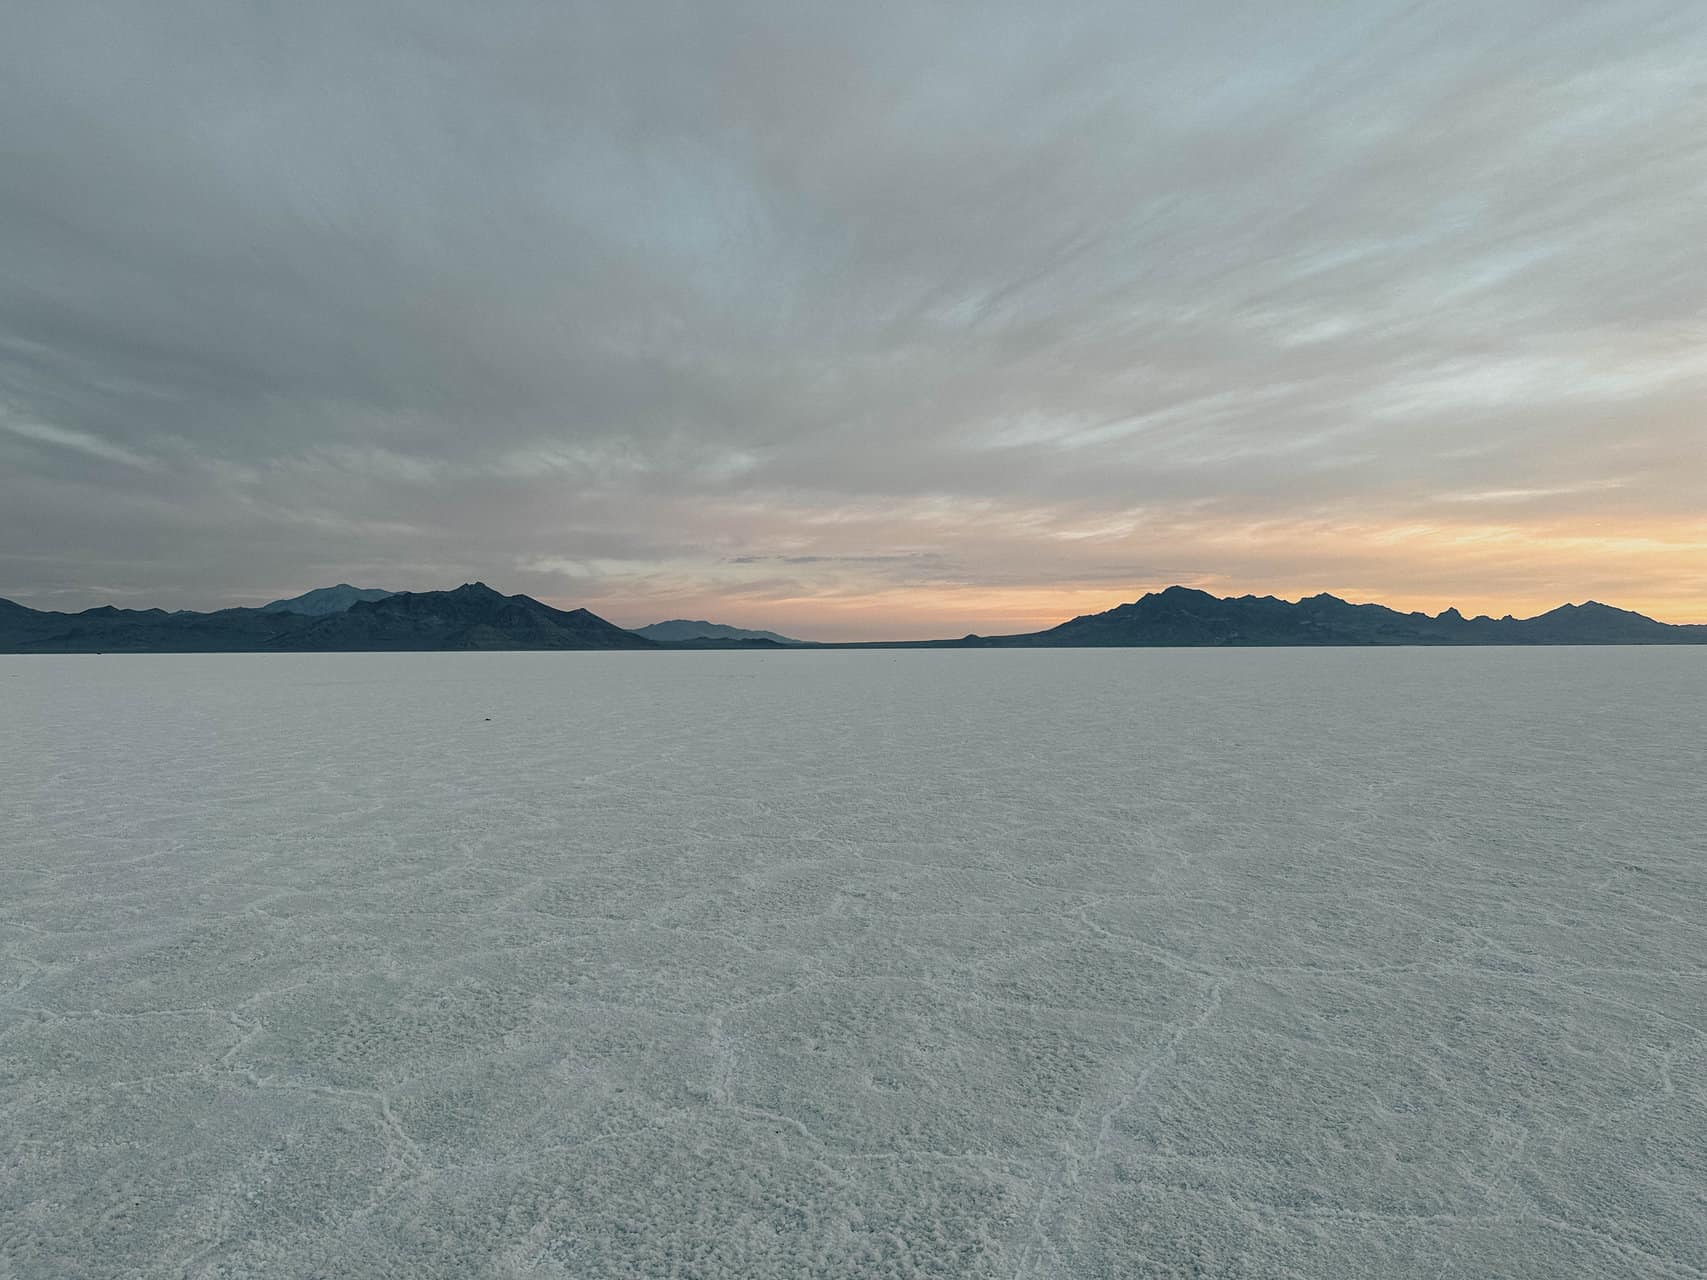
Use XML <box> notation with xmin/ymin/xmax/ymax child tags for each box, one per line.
<box><xmin>3</xmin><ymin>1</ymin><xmax>1704</xmax><ymax>639</ymax></box>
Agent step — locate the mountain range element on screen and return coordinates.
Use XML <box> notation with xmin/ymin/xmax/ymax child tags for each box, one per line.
<box><xmin>0</xmin><ymin>584</ymin><xmax>653</xmax><ymax>653</ymax></box>
<box><xmin>952</xmin><ymin>586</ymin><xmax>1707</xmax><ymax>647</ymax></box>
<box><xmin>1</xmin><ymin>582</ymin><xmax>1702</xmax><ymax>653</ymax></box>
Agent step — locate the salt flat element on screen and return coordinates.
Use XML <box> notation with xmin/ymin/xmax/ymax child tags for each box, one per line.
<box><xmin>2</xmin><ymin>649</ymin><xmax>1703</xmax><ymax>1278</ymax></box>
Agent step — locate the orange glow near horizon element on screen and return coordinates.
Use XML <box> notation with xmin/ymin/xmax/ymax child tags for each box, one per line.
<box><xmin>567</xmin><ymin>513</ymin><xmax>1707</xmax><ymax>642</ymax></box>
<box><xmin>581</xmin><ymin>578</ymin><xmax>1707</xmax><ymax>645</ymax></box>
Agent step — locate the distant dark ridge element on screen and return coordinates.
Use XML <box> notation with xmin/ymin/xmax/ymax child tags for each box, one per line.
<box><xmin>0</xmin><ymin>583</ymin><xmax>656</xmax><ymax>653</ymax></box>
<box><xmin>2</xmin><ymin>583</ymin><xmax>1703</xmax><ymax>652</ymax></box>
<box><xmin>635</xmin><ymin>619</ymin><xmax>803</xmax><ymax>645</ymax></box>
<box><xmin>270</xmin><ymin>583</ymin><xmax>655</xmax><ymax>650</ymax></box>
<box><xmin>945</xmin><ymin>586</ymin><xmax>1707</xmax><ymax>648</ymax></box>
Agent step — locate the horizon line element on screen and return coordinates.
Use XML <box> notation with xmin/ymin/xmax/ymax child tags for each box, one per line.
<box><xmin>6</xmin><ymin>579</ymin><xmax>1705</xmax><ymax>641</ymax></box>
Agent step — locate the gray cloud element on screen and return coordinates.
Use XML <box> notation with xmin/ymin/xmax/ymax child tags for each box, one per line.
<box><xmin>3</xmin><ymin>0</ymin><xmax>1705</xmax><ymax>635</ymax></box>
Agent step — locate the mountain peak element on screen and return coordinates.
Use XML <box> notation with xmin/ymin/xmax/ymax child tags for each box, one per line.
<box><xmin>260</xmin><ymin>584</ymin><xmax>394</xmax><ymax>616</ymax></box>
<box><xmin>1139</xmin><ymin>585</ymin><xmax>1216</xmax><ymax>605</ymax></box>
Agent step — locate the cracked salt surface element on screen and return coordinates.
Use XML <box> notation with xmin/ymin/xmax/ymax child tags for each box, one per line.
<box><xmin>2</xmin><ymin>648</ymin><xmax>1703</xmax><ymax>1278</ymax></box>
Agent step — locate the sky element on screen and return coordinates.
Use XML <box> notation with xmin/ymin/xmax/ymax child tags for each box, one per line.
<box><xmin>2</xmin><ymin>1</ymin><xmax>1704</xmax><ymax>640</ymax></box>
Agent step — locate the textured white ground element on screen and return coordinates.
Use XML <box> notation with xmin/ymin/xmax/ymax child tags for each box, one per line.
<box><xmin>2</xmin><ymin>649</ymin><xmax>1704</xmax><ymax>1279</ymax></box>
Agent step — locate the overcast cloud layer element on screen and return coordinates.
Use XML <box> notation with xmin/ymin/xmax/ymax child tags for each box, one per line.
<box><xmin>3</xmin><ymin>1</ymin><xmax>1704</xmax><ymax>637</ymax></box>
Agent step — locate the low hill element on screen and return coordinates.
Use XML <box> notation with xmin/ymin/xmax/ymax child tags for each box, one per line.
<box><xmin>635</xmin><ymin>619</ymin><xmax>802</xmax><ymax>645</ymax></box>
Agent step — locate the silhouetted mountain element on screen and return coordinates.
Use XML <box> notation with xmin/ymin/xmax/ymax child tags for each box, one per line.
<box><xmin>260</xmin><ymin>584</ymin><xmax>394</xmax><ymax>615</ymax></box>
<box><xmin>0</xmin><ymin>599</ymin><xmax>283</xmax><ymax>652</ymax></box>
<box><xmin>956</xmin><ymin>587</ymin><xmax>1707</xmax><ymax>647</ymax></box>
<box><xmin>275</xmin><ymin>584</ymin><xmax>654</xmax><ymax>650</ymax></box>
<box><xmin>0</xmin><ymin>584</ymin><xmax>656</xmax><ymax>652</ymax></box>
<box><xmin>635</xmin><ymin>619</ymin><xmax>802</xmax><ymax>645</ymax></box>
<box><xmin>1512</xmin><ymin>601</ymin><xmax>1686</xmax><ymax>644</ymax></box>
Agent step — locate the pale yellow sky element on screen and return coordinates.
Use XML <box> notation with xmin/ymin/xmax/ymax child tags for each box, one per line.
<box><xmin>568</xmin><ymin>508</ymin><xmax>1707</xmax><ymax>641</ymax></box>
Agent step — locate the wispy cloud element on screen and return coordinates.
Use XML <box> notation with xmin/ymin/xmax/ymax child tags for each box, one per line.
<box><xmin>3</xmin><ymin>416</ymin><xmax>157</xmax><ymax>469</ymax></box>
<box><xmin>1437</xmin><ymin>479</ymin><xmax>1631</xmax><ymax>504</ymax></box>
<box><xmin>2</xmin><ymin>1</ymin><xmax>1704</xmax><ymax>629</ymax></box>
